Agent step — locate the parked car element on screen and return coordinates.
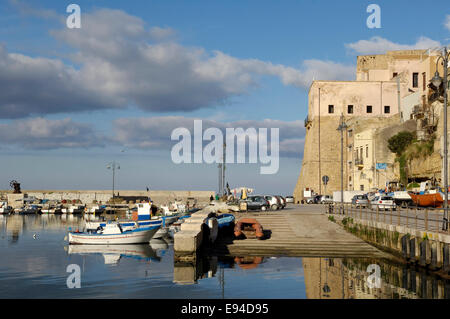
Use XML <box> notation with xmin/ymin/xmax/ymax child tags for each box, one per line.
<box><xmin>351</xmin><ymin>194</ymin><xmax>369</xmax><ymax>208</ymax></box>
<box><xmin>244</xmin><ymin>196</ymin><xmax>270</xmax><ymax>211</ymax></box>
<box><xmin>313</xmin><ymin>195</ymin><xmax>323</xmax><ymax>204</ymax></box>
<box><xmin>275</xmin><ymin>195</ymin><xmax>286</xmax><ymax>209</ymax></box>
<box><xmin>370</xmin><ymin>196</ymin><xmax>396</xmax><ymax>210</ymax></box>
<box><xmin>285</xmin><ymin>196</ymin><xmax>294</xmax><ymax>203</ymax></box>
<box><xmin>319</xmin><ymin>195</ymin><xmax>333</xmax><ymax>204</ymax></box>
<box><xmin>305</xmin><ymin>195</ymin><xmax>320</xmax><ymax>204</ymax></box>
<box><xmin>264</xmin><ymin>195</ymin><xmax>281</xmax><ymax>210</ymax></box>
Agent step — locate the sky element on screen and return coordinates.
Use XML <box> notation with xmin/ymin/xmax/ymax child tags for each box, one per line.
<box><xmin>0</xmin><ymin>0</ymin><xmax>449</xmax><ymax>195</ymax></box>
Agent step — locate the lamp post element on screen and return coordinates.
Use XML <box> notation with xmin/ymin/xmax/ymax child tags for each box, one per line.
<box><xmin>107</xmin><ymin>161</ymin><xmax>120</xmax><ymax>206</ymax></box>
<box><xmin>431</xmin><ymin>47</ymin><xmax>450</xmax><ymax>231</ymax></box>
<box><xmin>337</xmin><ymin>114</ymin><xmax>348</xmax><ymax>214</ymax></box>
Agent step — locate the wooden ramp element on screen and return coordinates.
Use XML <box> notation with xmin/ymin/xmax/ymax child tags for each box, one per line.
<box><xmin>213</xmin><ymin>210</ymin><xmax>388</xmax><ymax>258</ymax></box>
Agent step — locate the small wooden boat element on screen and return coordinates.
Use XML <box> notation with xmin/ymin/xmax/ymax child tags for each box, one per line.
<box><xmin>234</xmin><ymin>218</ymin><xmax>264</xmax><ymax>240</ymax></box>
<box><xmin>217</xmin><ymin>213</ymin><xmax>235</xmax><ymax>228</ymax></box>
<box><xmin>67</xmin><ymin>224</ymin><xmax>160</xmax><ymax>244</ymax></box>
<box><xmin>408</xmin><ymin>192</ymin><xmax>446</xmax><ymax>208</ymax></box>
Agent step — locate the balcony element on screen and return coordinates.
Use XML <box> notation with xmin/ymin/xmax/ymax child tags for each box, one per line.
<box><xmin>355</xmin><ymin>158</ymin><xmax>364</xmax><ymax>168</ymax></box>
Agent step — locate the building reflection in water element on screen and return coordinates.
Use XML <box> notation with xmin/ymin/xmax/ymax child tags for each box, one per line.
<box><xmin>302</xmin><ymin>257</ymin><xmax>450</xmax><ymax>299</ymax></box>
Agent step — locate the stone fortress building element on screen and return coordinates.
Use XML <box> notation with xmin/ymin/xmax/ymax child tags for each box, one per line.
<box><xmin>294</xmin><ymin>49</ymin><xmax>445</xmax><ymax>201</ymax></box>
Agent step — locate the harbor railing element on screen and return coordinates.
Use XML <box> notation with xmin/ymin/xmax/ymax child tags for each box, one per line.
<box><xmin>327</xmin><ymin>203</ymin><xmax>450</xmax><ymax>234</ymax></box>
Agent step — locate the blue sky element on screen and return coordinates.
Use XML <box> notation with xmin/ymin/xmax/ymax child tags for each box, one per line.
<box><xmin>0</xmin><ymin>0</ymin><xmax>449</xmax><ymax>195</ymax></box>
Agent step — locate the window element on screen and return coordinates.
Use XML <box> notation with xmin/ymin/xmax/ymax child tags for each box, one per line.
<box><xmin>384</xmin><ymin>105</ymin><xmax>390</xmax><ymax>114</ymax></box>
<box><xmin>360</xmin><ymin>148</ymin><xmax>363</xmax><ymax>159</ymax></box>
<box><xmin>349</xmin><ymin>176</ymin><xmax>352</xmax><ymax>182</ymax></box>
<box><xmin>328</xmin><ymin>105</ymin><xmax>334</xmax><ymax>114</ymax></box>
<box><xmin>347</xmin><ymin>105</ymin><xmax>353</xmax><ymax>114</ymax></box>
<box><xmin>366</xmin><ymin>105</ymin><xmax>372</xmax><ymax>113</ymax></box>
<box><xmin>422</xmin><ymin>72</ymin><xmax>426</xmax><ymax>91</ymax></box>
<box><xmin>360</xmin><ymin>185</ymin><xmax>364</xmax><ymax>191</ymax></box>
<box><xmin>366</xmin><ymin>145</ymin><xmax>368</xmax><ymax>158</ymax></box>
<box><xmin>348</xmin><ymin>130</ymin><xmax>353</xmax><ymax>137</ymax></box>
<box><xmin>393</xmin><ymin>72</ymin><xmax>398</xmax><ymax>78</ymax></box>
<box><xmin>412</xmin><ymin>72</ymin><xmax>418</xmax><ymax>88</ymax></box>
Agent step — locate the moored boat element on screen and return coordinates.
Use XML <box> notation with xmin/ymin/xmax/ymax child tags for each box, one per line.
<box><xmin>408</xmin><ymin>192</ymin><xmax>447</xmax><ymax>208</ymax></box>
<box><xmin>234</xmin><ymin>218</ymin><xmax>264</xmax><ymax>240</ymax></box>
<box><xmin>67</xmin><ymin>223</ymin><xmax>160</xmax><ymax>244</ymax></box>
<box><xmin>0</xmin><ymin>201</ymin><xmax>13</xmax><ymax>214</ymax></box>
<box><xmin>16</xmin><ymin>204</ymin><xmax>40</xmax><ymax>215</ymax></box>
<box><xmin>216</xmin><ymin>213</ymin><xmax>235</xmax><ymax>228</ymax></box>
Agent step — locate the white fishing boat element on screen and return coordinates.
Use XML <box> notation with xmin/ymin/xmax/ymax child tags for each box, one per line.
<box><xmin>41</xmin><ymin>204</ymin><xmax>63</xmax><ymax>214</ymax></box>
<box><xmin>0</xmin><ymin>201</ymin><xmax>13</xmax><ymax>214</ymax></box>
<box><xmin>85</xmin><ymin>205</ymin><xmax>106</xmax><ymax>215</ymax></box>
<box><xmin>15</xmin><ymin>204</ymin><xmax>40</xmax><ymax>215</ymax></box>
<box><xmin>62</xmin><ymin>204</ymin><xmax>85</xmax><ymax>214</ymax></box>
<box><xmin>67</xmin><ymin>223</ymin><xmax>160</xmax><ymax>244</ymax></box>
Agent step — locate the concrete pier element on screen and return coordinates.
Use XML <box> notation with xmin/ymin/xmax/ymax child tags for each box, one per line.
<box><xmin>174</xmin><ymin>205</ymin><xmax>388</xmax><ymax>259</ymax></box>
<box><xmin>174</xmin><ymin>210</ymin><xmax>212</xmax><ymax>259</ymax></box>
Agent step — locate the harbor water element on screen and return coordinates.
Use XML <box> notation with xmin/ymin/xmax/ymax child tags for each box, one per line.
<box><xmin>1</xmin><ymin>214</ymin><xmax>450</xmax><ymax>299</ymax></box>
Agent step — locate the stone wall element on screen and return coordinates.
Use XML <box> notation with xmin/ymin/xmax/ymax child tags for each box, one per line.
<box><xmin>294</xmin><ymin>116</ymin><xmax>344</xmax><ymax>201</ymax></box>
<box><xmin>1</xmin><ymin>190</ymin><xmax>215</xmax><ymax>206</ymax></box>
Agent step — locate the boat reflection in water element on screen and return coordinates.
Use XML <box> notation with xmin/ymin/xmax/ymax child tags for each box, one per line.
<box><xmin>150</xmin><ymin>238</ymin><xmax>171</xmax><ymax>258</ymax></box>
<box><xmin>65</xmin><ymin>244</ymin><xmax>160</xmax><ymax>265</ymax></box>
<box><xmin>174</xmin><ymin>255</ymin><xmax>265</xmax><ymax>285</ymax></box>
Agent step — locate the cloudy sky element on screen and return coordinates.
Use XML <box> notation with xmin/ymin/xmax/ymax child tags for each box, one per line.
<box><xmin>0</xmin><ymin>0</ymin><xmax>449</xmax><ymax>194</ymax></box>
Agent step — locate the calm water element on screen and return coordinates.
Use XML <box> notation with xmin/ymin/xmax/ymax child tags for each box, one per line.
<box><xmin>1</xmin><ymin>214</ymin><xmax>449</xmax><ymax>299</ymax></box>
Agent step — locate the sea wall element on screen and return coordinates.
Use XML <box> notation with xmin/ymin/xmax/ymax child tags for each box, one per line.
<box><xmin>1</xmin><ymin>189</ymin><xmax>214</xmax><ymax>206</ymax></box>
<box><xmin>330</xmin><ymin>214</ymin><xmax>450</xmax><ymax>277</ymax></box>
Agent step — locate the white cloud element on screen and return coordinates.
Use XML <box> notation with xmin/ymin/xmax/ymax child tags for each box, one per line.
<box><xmin>345</xmin><ymin>36</ymin><xmax>442</xmax><ymax>55</ymax></box>
<box><xmin>0</xmin><ymin>118</ymin><xmax>104</xmax><ymax>149</ymax></box>
<box><xmin>113</xmin><ymin>116</ymin><xmax>305</xmax><ymax>158</ymax></box>
<box><xmin>0</xmin><ymin>8</ymin><xmax>354</xmax><ymax>118</ymax></box>
<box><xmin>445</xmin><ymin>15</ymin><xmax>450</xmax><ymax>31</ymax></box>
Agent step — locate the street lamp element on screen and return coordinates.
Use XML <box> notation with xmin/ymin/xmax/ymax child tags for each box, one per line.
<box><xmin>337</xmin><ymin>113</ymin><xmax>348</xmax><ymax>214</ymax></box>
<box><xmin>430</xmin><ymin>47</ymin><xmax>450</xmax><ymax>231</ymax></box>
<box><xmin>107</xmin><ymin>161</ymin><xmax>120</xmax><ymax>206</ymax></box>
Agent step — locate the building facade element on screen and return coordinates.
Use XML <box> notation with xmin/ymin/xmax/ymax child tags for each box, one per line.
<box><xmin>294</xmin><ymin>50</ymin><xmax>442</xmax><ymax>201</ymax></box>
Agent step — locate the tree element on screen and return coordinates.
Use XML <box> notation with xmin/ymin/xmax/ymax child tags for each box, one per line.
<box><xmin>387</xmin><ymin>131</ymin><xmax>415</xmax><ymax>156</ymax></box>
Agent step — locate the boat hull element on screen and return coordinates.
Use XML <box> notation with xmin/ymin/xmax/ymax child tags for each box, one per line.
<box><xmin>409</xmin><ymin>193</ymin><xmax>445</xmax><ymax>208</ymax></box>
<box><xmin>68</xmin><ymin>226</ymin><xmax>159</xmax><ymax>245</ymax></box>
